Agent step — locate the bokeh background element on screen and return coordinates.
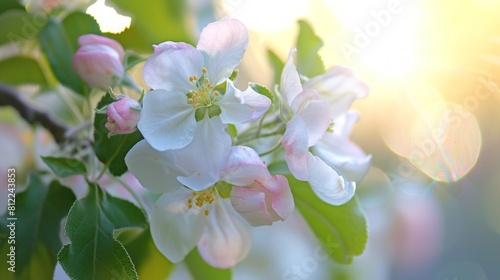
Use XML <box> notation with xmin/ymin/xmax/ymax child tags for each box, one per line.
<box><xmin>1</xmin><ymin>0</ymin><xmax>500</xmax><ymax>279</ymax></box>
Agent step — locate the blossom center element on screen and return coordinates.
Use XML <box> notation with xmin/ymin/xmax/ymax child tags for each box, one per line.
<box><xmin>187</xmin><ymin>187</ymin><xmax>216</xmax><ymax>216</ymax></box>
<box><xmin>187</xmin><ymin>68</ymin><xmax>220</xmax><ymax>108</ymax></box>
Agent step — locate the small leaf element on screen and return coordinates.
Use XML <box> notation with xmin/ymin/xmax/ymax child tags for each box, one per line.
<box><xmin>94</xmin><ymin>91</ymin><xmax>143</xmax><ymax>176</ymax></box>
<box><xmin>58</xmin><ymin>182</ymin><xmax>147</xmax><ymax>280</ymax></box>
<box><xmin>229</xmin><ymin>69</ymin><xmax>238</xmax><ymax>81</ymax></box>
<box><xmin>0</xmin><ymin>173</ymin><xmax>76</xmax><ymax>278</ymax></box>
<box><xmin>289</xmin><ymin>176</ymin><xmax>367</xmax><ymax>264</ymax></box>
<box><xmin>0</xmin><ymin>56</ymin><xmax>47</xmax><ymax>85</ymax></box>
<box><xmin>267</xmin><ymin>49</ymin><xmax>285</xmax><ymax>86</ymax></box>
<box><xmin>0</xmin><ymin>10</ymin><xmax>43</xmax><ymax>46</ymax></box>
<box><xmin>185</xmin><ymin>249</ymin><xmax>231</xmax><ymax>280</ymax></box>
<box><xmin>226</xmin><ymin>124</ymin><xmax>237</xmax><ymax>138</ymax></box>
<box><xmin>62</xmin><ymin>12</ymin><xmax>101</xmax><ymax>50</ymax></box>
<box><xmin>250</xmin><ymin>82</ymin><xmax>273</xmax><ymax>101</ymax></box>
<box><xmin>38</xmin><ymin>18</ymin><xmax>85</xmax><ymax>94</ymax></box>
<box><xmin>296</xmin><ymin>20</ymin><xmax>326</xmax><ymax>77</ymax></box>
<box><xmin>122</xmin><ymin>228</ymin><xmax>175</xmax><ymax>279</ymax></box>
<box><xmin>41</xmin><ymin>156</ymin><xmax>87</xmax><ymax>178</ymax></box>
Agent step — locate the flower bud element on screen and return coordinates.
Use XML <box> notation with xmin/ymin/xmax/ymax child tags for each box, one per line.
<box><xmin>105</xmin><ymin>97</ymin><xmax>141</xmax><ymax>136</ymax></box>
<box><xmin>73</xmin><ymin>34</ymin><xmax>125</xmax><ymax>89</ymax></box>
<box><xmin>230</xmin><ymin>175</ymin><xmax>294</xmax><ymax>227</ymax></box>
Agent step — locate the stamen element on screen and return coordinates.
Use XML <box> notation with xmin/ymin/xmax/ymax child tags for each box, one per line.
<box><xmin>202</xmin><ymin>68</ymin><xmax>207</xmax><ymax>74</ymax></box>
<box><xmin>204</xmin><ymin>210</ymin><xmax>209</xmax><ymax>216</ymax></box>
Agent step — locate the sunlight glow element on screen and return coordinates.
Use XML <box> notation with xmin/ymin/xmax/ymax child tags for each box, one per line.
<box><xmin>219</xmin><ymin>0</ymin><xmax>311</xmax><ymax>32</ymax></box>
<box><xmin>324</xmin><ymin>0</ymin><xmax>419</xmax><ymax>77</ymax></box>
<box><xmin>86</xmin><ymin>0</ymin><xmax>131</xmax><ymax>34</ymax></box>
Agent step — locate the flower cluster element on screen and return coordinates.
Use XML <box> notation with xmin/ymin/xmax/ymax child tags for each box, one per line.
<box><xmin>76</xmin><ymin>18</ymin><xmax>369</xmax><ymax>268</ymax></box>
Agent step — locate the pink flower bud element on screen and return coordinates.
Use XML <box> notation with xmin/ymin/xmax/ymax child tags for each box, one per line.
<box><xmin>105</xmin><ymin>97</ymin><xmax>141</xmax><ymax>135</ymax></box>
<box><xmin>230</xmin><ymin>175</ymin><xmax>294</xmax><ymax>227</ymax></box>
<box><xmin>73</xmin><ymin>34</ymin><xmax>125</xmax><ymax>89</ymax></box>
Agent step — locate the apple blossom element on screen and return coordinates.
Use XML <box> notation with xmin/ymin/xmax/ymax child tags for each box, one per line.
<box><xmin>73</xmin><ymin>34</ymin><xmax>125</xmax><ymax>89</ymax></box>
<box><xmin>104</xmin><ymin>97</ymin><xmax>141</xmax><ymax>136</ymax></box>
<box><xmin>125</xmin><ymin>141</ymin><xmax>294</xmax><ymax>267</ymax></box>
<box><xmin>280</xmin><ymin>49</ymin><xmax>356</xmax><ymax>205</ymax></box>
<box><xmin>139</xmin><ymin>18</ymin><xmax>270</xmax><ymax>152</ymax></box>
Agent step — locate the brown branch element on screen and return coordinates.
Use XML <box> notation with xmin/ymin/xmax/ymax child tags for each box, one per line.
<box><xmin>0</xmin><ymin>82</ymin><xmax>70</xmax><ymax>144</ymax></box>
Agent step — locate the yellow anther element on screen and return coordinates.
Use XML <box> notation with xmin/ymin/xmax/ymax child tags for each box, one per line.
<box><xmin>153</xmin><ymin>157</ymin><xmax>158</xmax><ymax>161</ymax></box>
<box><xmin>202</xmin><ymin>68</ymin><xmax>207</xmax><ymax>74</ymax></box>
<box><xmin>204</xmin><ymin>78</ymin><xmax>209</xmax><ymax>84</ymax></box>
<box><xmin>204</xmin><ymin>209</ymin><xmax>209</xmax><ymax>216</ymax></box>
<box><xmin>214</xmin><ymin>91</ymin><xmax>219</xmax><ymax>96</ymax></box>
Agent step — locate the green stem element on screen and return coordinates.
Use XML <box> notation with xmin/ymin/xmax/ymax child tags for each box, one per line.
<box><xmin>259</xmin><ymin>139</ymin><xmax>283</xmax><ymax>157</ymax></box>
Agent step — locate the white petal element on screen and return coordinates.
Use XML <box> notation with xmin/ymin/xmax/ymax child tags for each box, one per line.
<box><xmin>280</xmin><ymin>48</ymin><xmax>303</xmax><ymax>105</ymax></box>
<box><xmin>138</xmin><ymin>89</ymin><xmax>196</xmax><ymax>151</ymax></box>
<box><xmin>333</xmin><ymin>111</ymin><xmax>359</xmax><ymax>138</ymax></box>
<box><xmin>151</xmin><ymin>190</ymin><xmax>206</xmax><ymax>263</ymax></box>
<box><xmin>197</xmin><ymin>18</ymin><xmax>248</xmax><ymax>85</ymax></box>
<box><xmin>197</xmin><ymin>199</ymin><xmax>252</xmax><ymax>268</ymax></box>
<box><xmin>291</xmin><ymin>90</ymin><xmax>331</xmax><ymax>146</ymax></box>
<box><xmin>221</xmin><ymin>146</ymin><xmax>270</xmax><ymax>186</ymax></box>
<box><xmin>218</xmin><ymin>81</ymin><xmax>271</xmax><ymax>124</ymax></box>
<box><xmin>303</xmin><ymin>66</ymin><xmax>369</xmax><ymax>118</ymax></box>
<box><xmin>230</xmin><ymin>186</ymin><xmax>273</xmax><ymax>226</ymax></box>
<box><xmin>314</xmin><ymin>132</ymin><xmax>371</xmax><ymax>182</ymax></box>
<box><xmin>175</xmin><ymin>117</ymin><xmax>231</xmax><ymax>191</ymax></box>
<box><xmin>125</xmin><ymin>140</ymin><xmax>184</xmax><ymax>193</ymax></box>
<box><xmin>307</xmin><ymin>154</ymin><xmax>356</xmax><ymax>206</ymax></box>
<box><xmin>143</xmin><ymin>42</ymin><xmax>203</xmax><ymax>92</ymax></box>
<box><xmin>282</xmin><ymin>116</ymin><xmax>309</xmax><ymax>180</ymax></box>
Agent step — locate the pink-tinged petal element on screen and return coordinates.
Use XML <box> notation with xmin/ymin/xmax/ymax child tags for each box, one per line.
<box><xmin>230</xmin><ymin>175</ymin><xmax>294</xmax><ymax>226</ymax></box>
<box><xmin>303</xmin><ymin>66</ymin><xmax>369</xmax><ymax>118</ymax></box>
<box><xmin>307</xmin><ymin>154</ymin><xmax>356</xmax><ymax>206</ymax></box>
<box><xmin>269</xmin><ymin>175</ymin><xmax>294</xmax><ymax>220</ymax></box>
<box><xmin>78</xmin><ymin>34</ymin><xmax>124</xmax><ymax>61</ymax></box>
<box><xmin>73</xmin><ymin>44</ymin><xmax>124</xmax><ymax>89</ymax></box>
<box><xmin>314</xmin><ymin>133</ymin><xmax>371</xmax><ymax>182</ymax></box>
<box><xmin>175</xmin><ymin>117</ymin><xmax>231</xmax><ymax>191</ymax></box>
<box><xmin>221</xmin><ymin>146</ymin><xmax>270</xmax><ymax>186</ymax></box>
<box><xmin>197</xmin><ymin>18</ymin><xmax>248</xmax><ymax>85</ymax></box>
<box><xmin>218</xmin><ymin>81</ymin><xmax>271</xmax><ymax>124</ymax></box>
<box><xmin>151</xmin><ymin>190</ymin><xmax>206</xmax><ymax>263</ymax></box>
<box><xmin>230</xmin><ymin>187</ymin><xmax>273</xmax><ymax>226</ymax></box>
<box><xmin>125</xmin><ymin>140</ymin><xmax>184</xmax><ymax>193</ymax></box>
<box><xmin>143</xmin><ymin>42</ymin><xmax>203</xmax><ymax>91</ymax></box>
<box><xmin>282</xmin><ymin>116</ymin><xmax>309</xmax><ymax>180</ymax></box>
<box><xmin>138</xmin><ymin>89</ymin><xmax>196</xmax><ymax>151</ymax></box>
<box><xmin>105</xmin><ymin>97</ymin><xmax>141</xmax><ymax>135</ymax></box>
<box><xmin>198</xmin><ymin>199</ymin><xmax>252</xmax><ymax>268</ymax></box>
<box><xmin>292</xmin><ymin>90</ymin><xmax>331</xmax><ymax>146</ymax></box>
<box><xmin>280</xmin><ymin>48</ymin><xmax>303</xmax><ymax>105</ymax></box>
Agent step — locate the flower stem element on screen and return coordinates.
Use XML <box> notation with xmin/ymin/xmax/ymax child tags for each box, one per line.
<box><xmin>111</xmin><ymin>175</ymin><xmax>147</xmax><ymax>211</ymax></box>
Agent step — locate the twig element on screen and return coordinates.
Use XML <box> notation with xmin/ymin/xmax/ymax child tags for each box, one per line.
<box><xmin>0</xmin><ymin>82</ymin><xmax>70</xmax><ymax>144</ymax></box>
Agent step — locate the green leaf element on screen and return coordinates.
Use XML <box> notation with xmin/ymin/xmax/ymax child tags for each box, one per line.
<box><xmin>296</xmin><ymin>20</ymin><xmax>326</xmax><ymax>77</ymax></box>
<box><xmin>0</xmin><ymin>10</ymin><xmax>44</xmax><ymax>47</ymax></box>
<box><xmin>41</xmin><ymin>156</ymin><xmax>87</xmax><ymax>177</ymax></box>
<box><xmin>267</xmin><ymin>49</ymin><xmax>285</xmax><ymax>86</ymax></box>
<box><xmin>121</xmin><ymin>228</ymin><xmax>174</xmax><ymax>279</ymax></box>
<box><xmin>289</xmin><ymin>176</ymin><xmax>367</xmax><ymax>264</ymax></box>
<box><xmin>0</xmin><ymin>56</ymin><xmax>47</xmax><ymax>85</ymax></box>
<box><xmin>58</xmin><ymin>182</ymin><xmax>147</xmax><ymax>280</ymax></box>
<box><xmin>185</xmin><ymin>249</ymin><xmax>231</xmax><ymax>280</ymax></box>
<box><xmin>0</xmin><ymin>0</ymin><xmax>23</xmax><ymax>12</ymax></box>
<box><xmin>250</xmin><ymin>82</ymin><xmax>273</xmax><ymax>101</ymax></box>
<box><xmin>38</xmin><ymin>18</ymin><xmax>85</xmax><ymax>94</ymax></box>
<box><xmin>62</xmin><ymin>12</ymin><xmax>101</xmax><ymax>50</ymax></box>
<box><xmin>0</xmin><ymin>173</ymin><xmax>76</xmax><ymax>278</ymax></box>
<box><xmin>109</xmin><ymin>0</ymin><xmax>192</xmax><ymax>52</ymax></box>
<box><xmin>94</xmin><ymin>91</ymin><xmax>143</xmax><ymax>176</ymax></box>
<box><xmin>229</xmin><ymin>69</ymin><xmax>238</xmax><ymax>81</ymax></box>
